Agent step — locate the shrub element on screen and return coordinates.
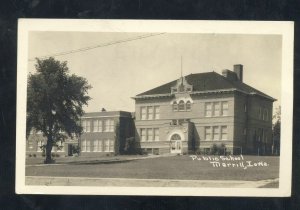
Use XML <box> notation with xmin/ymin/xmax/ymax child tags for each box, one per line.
<box><xmin>55</xmin><ymin>154</ymin><xmax>60</xmax><ymax>157</ymax></box>
<box><xmin>28</xmin><ymin>154</ymin><xmax>32</xmax><ymax>158</ymax></box>
<box><xmin>33</xmin><ymin>154</ymin><xmax>36</xmax><ymax>158</ymax></box>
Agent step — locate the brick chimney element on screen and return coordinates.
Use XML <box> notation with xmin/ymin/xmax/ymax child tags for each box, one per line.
<box><xmin>234</xmin><ymin>64</ymin><xmax>243</xmax><ymax>82</ymax></box>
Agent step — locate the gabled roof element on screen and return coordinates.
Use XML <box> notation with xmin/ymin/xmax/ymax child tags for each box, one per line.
<box><xmin>136</xmin><ymin>72</ymin><xmax>275</xmax><ymax>101</ymax></box>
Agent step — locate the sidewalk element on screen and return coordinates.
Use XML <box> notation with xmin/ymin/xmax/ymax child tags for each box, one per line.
<box><xmin>25</xmin><ymin>176</ymin><xmax>279</xmax><ymax>188</ymax></box>
<box><xmin>26</xmin><ymin>153</ymin><xmax>177</xmax><ymax>166</ymax></box>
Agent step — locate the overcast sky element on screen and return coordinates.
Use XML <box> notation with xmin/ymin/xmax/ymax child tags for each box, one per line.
<box><xmin>28</xmin><ymin>32</ymin><xmax>281</xmax><ymax>113</ymax></box>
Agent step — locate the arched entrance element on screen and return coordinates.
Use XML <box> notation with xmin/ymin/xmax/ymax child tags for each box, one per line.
<box><xmin>170</xmin><ymin>133</ymin><xmax>182</xmax><ymax>154</ymax></box>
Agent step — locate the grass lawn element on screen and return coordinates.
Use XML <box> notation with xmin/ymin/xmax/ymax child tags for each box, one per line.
<box><xmin>26</xmin><ymin>155</ymin><xmax>279</xmax><ymax>181</ymax></box>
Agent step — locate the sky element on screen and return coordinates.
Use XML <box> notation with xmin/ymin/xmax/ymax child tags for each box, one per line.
<box><xmin>28</xmin><ymin>32</ymin><xmax>282</xmax><ymax>113</ymax></box>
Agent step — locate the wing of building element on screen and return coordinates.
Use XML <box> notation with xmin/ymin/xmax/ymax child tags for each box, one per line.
<box><xmin>133</xmin><ymin>64</ymin><xmax>276</xmax><ymax>155</ymax></box>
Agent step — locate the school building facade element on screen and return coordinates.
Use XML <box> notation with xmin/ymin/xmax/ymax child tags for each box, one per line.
<box><xmin>26</xmin><ymin>111</ymin><xmax>134</xmax><ymax>157</ymax></box>
<box><xmin>133</xmin><ymin>64</ymin><xmax>276</xmax><ymax>155</ymax></box>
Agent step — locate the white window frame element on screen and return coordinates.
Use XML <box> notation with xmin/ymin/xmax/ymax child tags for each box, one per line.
<box><xmin>213</xmin><ymin>126</ymin><xmax>220</xmax><ymax>140</ymax></box>
<box><xmin>86</xmin><ymin>140</ymin><xmax>91</xmax><ymax>152</ymax></box>
<box><xmin>147</xmin><ymin>106</ymin><xmax>153</xmax><ymax>120</ymax></box>
<box><xmin>213</xmin><ymin>102</ymin><xmax>220</xmax><ymax>116</ymax></box>
<box><xmin>141</xmin><ymin>128</ymin><xmax>146</xmax><ymax>142</ymax></box>
<box><xmin>154</xmin><ymin>128</ymin><xmax>159</xmax><ymax>141</ymax></box>
<box><xmin>154</xmin><ymin>106</ymin><xmax>160</xmax><ymax>119</ymax></box>
<box><xmin>147</xmin><ymin>128</ymin><xmax>153</xmax><ymax>141</ymax></box>
<box><xmin>205</xmin><ymin>127</ymin><xmax>211</xmax><ymax>140</ymax></box>
<box><xmin>178</xmin><ymin>100</ymin><xmax>185</xmax><ymax>111</ymax></box>
<box><xmin>222</xmin><ymin>101</ymin><xmax>229</xmax><ymax>116</ymax></box>
<box><xmin>81</xmin><ymin>139</ymin><xmax>86</xmax><ymax>152</ymax></box>
<box><xmin>205</xmin><ymin>103</ymin><xmax>212</xmax><ymax>117</ymax></box>
<box><xmin>173</xmin><ymin>101</ymin><xmax>178</xmax><ymax>111</ymax></box>
<box><xmin>109</xmin><ymin>140</ymin><xmax>114</xmax><ymax>152</ymax></box>
<box><xmin>104</xmin><ymin>139</ymin><xmax>110</xmax><ymax>152</ymax></box>
<box><xmin>221</xmin><ymin>126</ymin><xmax>228</xmax><ymax>140</ymax></box>
<box><xmin>93</xmin><ymin>140</ymin><xmax>98</xmax><ymax>152</ymax></box>
<box><xmin>186</xmin><ymin>101</ymin><xmax>191</xmax><ymax>111</ymax></box>
<box><xmin>141</xmin><ymin>107</ymin><xmax>147</xmax><ymax>120</ymax></box>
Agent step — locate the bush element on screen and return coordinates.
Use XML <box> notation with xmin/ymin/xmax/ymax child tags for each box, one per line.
<box><xmin>33</xmin><ymin>154</ymin><xmax>36</xmax><ymax>158</ymax></box>
<box><xmin>210</xmin><ymin>143</ymin><xmax>226</xmax><ymax>155</ymax></box>
<box><xmin>55</xmin><ymin>154</ymin><xmax>60</xmax><ymax>157</ymax></box>
<box><xmin>28</xmin><ymin>154</ymin><xmax>32</xmax><ymax>158</ymax></box>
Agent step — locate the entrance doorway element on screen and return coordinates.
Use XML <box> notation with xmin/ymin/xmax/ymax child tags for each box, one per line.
<box><xmin>170</xmin><ymin>134</ymin><xmax>182</xmax><ymax>154</ymax></box>
<box><xmin>67</xmin><ymin>144</ymin><xmax>73</xmax><ymax>156</ymax></box>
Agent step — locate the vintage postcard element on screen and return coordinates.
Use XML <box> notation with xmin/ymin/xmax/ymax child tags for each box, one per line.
<box><xmin>16</xmin><ymin>19</ymin><xmax>293</xmax><ymax>196</ymax></box>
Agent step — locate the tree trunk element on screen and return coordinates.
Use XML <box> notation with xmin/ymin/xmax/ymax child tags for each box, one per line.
<box><xmin>44</xmin><ymin>136</ymin><xmax>53</xmax><ymax>164</ymax></box>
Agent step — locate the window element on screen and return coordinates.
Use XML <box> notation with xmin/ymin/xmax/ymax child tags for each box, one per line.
<box><xmin>147</xmin><ymin>128</ymin><xmax>153</xmax><ymax>141</ymax></box>
<box><xmin>81</xmin><ymin>120</ymin><xmax>90</xmax><ymax>132</ymax></box>
<box><xmin>173</xmin><ymin>101</ymin><xmax>178</xmax><ymax>111</ymax></box>
<box><xmin>104</xmin><ymin>119</ymin><xmax>114</xmax><ymax>132</ymax></box>
<box><xmin>109</xmin><ymin>140</ymin><xmax>114</xmax><ymax>152</ymax></box>
<box><xmin>171</xmin><ymin>134</ymin><xmax>181</xmax><ymax>140</ymax></box>
<box><xmin>93</xmin><ymin>120</ymin><xmax>102</xmax><ymax>132</ymax></box>
<box><xmin>222</xmin><ymin>102</ymin><xmax>228</xmax><ymax>116</ymax></box>
<box><xmin>154</xmin><ymin>128</ymin><xmax>159</xmax><ymax>141</ymax></box>
<box><xmin>81</xmin><ymin>139</ymin><xmax>86</xmax><ymax>152</ymax></box>
<box><xmin>205</xmin><ymin>103</ymin><xmax>212</xmax><ymax>117</ymax></box>
<box><xmin>213</xmin><ymin>102</ymin><xmax>220</xmax><ymax>116</ymax></box>
<box><xmin>221</xmin><ymin>126</ymin><xmax>228</xmax><ymax>140</ymax></box>
<box><xmin>99</xmin><ymin>140</ymin><xmax>103</xmax><ymax>152</ymax></box>
<box><xmin>178</xmin><ymin>100</ymin><xmax>185</xmax><ymax>111</ymax></box>
<box><xmin>93</xmin><ymin>140</ymin><xmax>98</xmax><ymax>152</ymax></box>
<box><xmin>154</xmin><ymin>106</ymin><xmax>160</xmax><ymax>119</ymax></box>
<box><xmin>141</xmin><ymin>129</ymin><xmax>146</xmax><ymax>141</ymax></box>
<box><xmin>147</xmin><ymin>107</ymin><xmax>153</xmax><ymax>120</ymax></box>
<box><xmin>213</xmin><ymin>126</ymin><xmax>220</xmax><ymax>140</ymax></box>
<box><xmin>205</xmin><ymin>127</ymin><xmax>211</xmax><ymax>140</ymax></box>
<box><xmin>104</xmin><ymin>140</ymin><xmax>110</xmax><ymax>152</ymax></box>
<box><xmin>37</xmin><ymin>140</ymin><xmax>43</xmax><ymax>152</ymax></box>
<box><xmin>186</xmin><ymin>101</ymin><xmax>191</xmax><ymax>111</ymax></box>
<box><xmin>141</xmin><ymin>107</ymin><xmax>146</xmax><ymax>120</ymax></box>
<box><xmin>86</xmin><ymin>140</ymin><xmax>91</xmax><ymax>152</ymax></box>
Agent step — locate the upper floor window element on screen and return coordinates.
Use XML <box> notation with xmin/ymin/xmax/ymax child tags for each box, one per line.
<box><xmin>186</xmin><ymin>101</ymin><xmax>191</xmax><ymax>111</ymax></box>
<box><xmin>82</xmin><ymin>120</ymin><xmax>90</xmax><ymax>132</ymax></box>
<box><xmin>205</xmin><ymin>101</ymin><xmax>229</xmax><ymax>117</ymax></box>
<box><xmin>213</xmin><ymin>102</ymin><xmax>220</xmax><ymax>116</ymax></box>
<box><xmin>178</xmin><ymin>100</ymin><xmax>185</xmax><ymax>111</ymax></box>
<box><xmin>147</xmin><ymin>107</ymin><xmax>153</xmax><ymax>119</ymax></box>
<box><xmin>93</xmin><ymin>120</ymin><xmax>102</xmax><ymax>132</ymax></box>
<box><xmin>104</xmin><ymin>119</ymin><xmax>114</xmax><ymax>132</ymax></box>
<box><xmin>141</xmin><ymin>107</ymin><xmax>147</xmax><ymax>120</ymax></box>
<box><xmin>213</xmin><ymin>126</ymin><xmax>220</xmax><ymax>140</ymax></box>
<box><xmin>222</xmin><ymin>102</ymin><xmax>228</xmax><ymax>116</ymax></box>
<box><xmin>205</xmin><ymin>103</ymin><xmax>212</xmax><ymax>117</ymax></box>
<box><xmin>154</xmin><ymin>106</ymin><xmax>160</xmax><ymax>119</ymax></box>
<box><xmin>173</xmin><ymin>101</ymin><xmax>178</xmax><ymax>111</ymax></box>
<box><xmin>173</xmin><ymin>100</ymin><xmax>192</xmax><ymax>112</ymax></box>
<box><xmin>140</xmin><ymin>106</ymin><xmax>160</xmax><ymax>120</ymax></box>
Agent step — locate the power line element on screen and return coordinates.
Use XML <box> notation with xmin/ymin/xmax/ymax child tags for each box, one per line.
<box><xmin>28</xmin><ymin>32</ymin><xmax>166</xmax><ymax>62</ymax></box>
